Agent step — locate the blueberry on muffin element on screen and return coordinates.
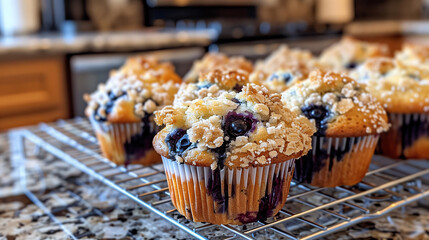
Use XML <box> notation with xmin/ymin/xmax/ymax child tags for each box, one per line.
<box><xmin>153</xmin><ymin>82</ymin><xmax>315</xmax><ymax>225</ymax></box>
<box><xmin>282</xmin><ymin>70</ymin><xmax>389</xmax><ymax>187</ymax></box>
<box><xmin>84</xmin><ymin>56</ymin><xmax>182</xmax><ymax>166</ymax></box>
<box><xmin>250</xmin><ymin>45</ymin><xmax>322</xmax><ymax>93</ymax></box>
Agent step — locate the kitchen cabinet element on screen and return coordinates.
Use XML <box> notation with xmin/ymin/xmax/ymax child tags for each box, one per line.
<box><xmin>0</xmin><ymin>55</ymin><xmax>69</xmax><ymax>130</ymax></box>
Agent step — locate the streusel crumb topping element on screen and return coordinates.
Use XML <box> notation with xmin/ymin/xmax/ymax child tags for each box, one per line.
<box><xmin>183</xmin><ymin>52</ymin><xmax>253</xmax><ymax>83</ymax></box>
<box><xmin>395</xmin><ymin>43</ymin><xmax>429</xmax><ymax>69</ymax></box>
<box><xmin>282</xmin><ymin>70</ymin><xmax>389</xmax><ymax>137</ymax></box>
<box><xmin>154</xmin><ymin>82</ymin><xmax>315</xmax><ymax>169</ymax></box>
<box><xmin>174</xmin><ymin>67</ymin><xmax>251</xmax><ymax>106</ymax></box>
<box><xmin>250</xmin><ymin>45</ymin><xmax>322</xmax><ymax>93</ymax></box>
<box><xmin>351</xmin><ymin>57</ymin><xmax>429</xmax><ymax>113</ymax></box>
<box><xmin>319</xmin><ymin>37</ymin><xmax>390</xmax><ymax>71</ymax></box>
<box><xmin>85</xmin><ymin>57</ymin><xmax>181</xmax><ymax>122</ymax></box>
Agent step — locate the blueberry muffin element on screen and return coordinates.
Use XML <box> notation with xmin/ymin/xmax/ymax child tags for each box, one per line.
<box><xmin>282</xmin><ymin>70</ymin><xmax>389</xmax><ymax>187</ymax></box>
<box><xmin>183</xmin><ymin>52</ymin><xmax>253</xmax><ymax>83</ymax></box>
<box><xmin>84</xmin><ymin>56</ymin><xmax>182</xmax><ymax>166</ymax></box>
<box><xmin>352</xmin><ymin>57</ymin><xmax>429</xmax><ymax>159</ymax></box>
<box><xmin>319</xmin><ymin>37</ymin><xmax>390</xmax><ymax>71</ymax></box>
<box><xmin>250</xmin><ymin>45</ymin><xmax>322</xmax><ymax>93</ymax></box>
<box><xmin>395</xmin><ymin>43</ymin><xmax>429</xmax><ymax>70</ymax></box>
<box><xmin>153</xmin><ymin>83</ymin><xmax>315</xmax><ymax>225</ymax></box>
<box><xmin>174</xmin><ymin>67</ymin><xmax>250</xmax><ymax>106</ymax></box>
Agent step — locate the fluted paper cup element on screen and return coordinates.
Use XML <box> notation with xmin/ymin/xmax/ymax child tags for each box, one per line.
<box><xmin>294</xmin><ymin>135</ymin><xmax>379</xmax><ymax>187</ymax></box>
<box><xmin>90</xmin><ymin>119</ymin><xmax>161</xmax><ymax>166</ymax></box>
<box><xmin>378</xmin><ymin>113</ymin><xmax>429</xmax><ymax>160</ymax></box>
<box><xmin>162</xmin><ymin>156</ymin><xmax>295</xmax><ymax>225</ymax></box>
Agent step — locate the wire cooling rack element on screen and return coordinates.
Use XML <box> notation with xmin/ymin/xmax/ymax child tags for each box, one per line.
<box><xmin>9</xmin><ymin>118</ymin><xmax>429</xmax><ymax>240</ymax></box>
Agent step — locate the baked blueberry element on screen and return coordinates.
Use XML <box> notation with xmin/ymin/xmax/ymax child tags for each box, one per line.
<box><xmin>211</xmin><ymin>111</ymin><xmax>258</xmax><ymax>166</ymax></box>
<box><xmin>301</xmin><ymin>105</ymin><xmax>329</xmax><ymax>121</ymax></box>
<box><xmin>211</xmin><ymin>143</ymin><xmax>227</xmax><ymax>168</ymax></box>
<box><xmin>223</xmin><ymin>111</ymin><xmax>257</xmax><ymax>139</ymax></box>
<box><xmin>108</xmin><ymin>90</ymin><xmax>118</xmax><ymax>100</ymax></box>
<box><xmin>231</xmin><ymin>98</ymin><xmax>241</xmax><ymax>104</ymax></box>
<box><xmin>268</xmin><ymin>72</ymin><xmax>292</xmax><ymax>83</ymax></box>
<box><xmin>230</xmin><ymin>119</ymin><xmax>248</xmax><ymax>135</ymax></box>
<box><xmin>407</xmin><ymin>73</ymin><xmax>420</xmax><ymax>81</ymax></box>
<box><xmin>165</xmin><ymin>128</ymin><xmax>195</xmax><ymax>157</ymax></box>
<box><xmin>165</xmin><ymin>128</ymin><xmax>186</xmax><ymax>156</ymax></box>
<box><xmin>105</xmin><ymin>101</ymin><xmax>115</xmax><ymax>115</ymax></box>
<box><xmin>176</xmin><ymin>134</ymin><xmax>192</xmax><ymax>154</ymax></box>
<box><xmin>233</xmin><ymin>84</ymin><xmax>243</xmax><ymax>92</ymax></box>
<box><xmin>93</xmin><ymin>105</ymin><xmax>107</xmax><ymax>121</ymax></box>
<box><xmin>197</xmin><ymin>83</ymin><xmax>213</xmax><ymax>90</ymax></box>
<box><xmin>345</xmin><ymin>62</ymin><xmax>357</xmax><ymax>69</ymax></box>
<box><xmin>93</xmin><ymin>91</ymin><xmax>128</xmax><ymax>121</ymax></box>
<box><xmin>301</xmin><ymin>104</ymin><xmax>330</xmax><ymax>135</ymax></box>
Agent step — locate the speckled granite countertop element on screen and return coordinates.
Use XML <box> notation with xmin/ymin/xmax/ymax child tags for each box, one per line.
<box><xmin>0</xmin><ymin>29</ymin><xmax>217</xmax><ymax>56</ymax></box>
<box><xmin>1</xmin><ymin>132</ymin><xmax>428</xmax><ymax>240</ymax></box>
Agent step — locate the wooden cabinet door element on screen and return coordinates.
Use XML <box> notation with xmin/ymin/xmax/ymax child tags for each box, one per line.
<box><xmin>0</xmin><ymin>56</ymin><xmax>69</xmax><ymax>130</ymax></box>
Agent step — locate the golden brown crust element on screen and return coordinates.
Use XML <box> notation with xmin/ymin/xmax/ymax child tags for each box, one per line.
<box><xmin>106</xmin><ymin>99</ymin><xmax>141</xmax><ymax>123</ymax></box>
<box><xmin>395</xmin><ymin>43</ymin><xmax>429</xmax><ymax>68</ymax></box>
<box><xmin>153</xmin><ymin>82</ymin><xmax>315</xmax><ymax>169</ymax></box>
<box><xmin>117</xmin><ymin>55</ymin><xmax>182</xmax><ymax>84</ymax></box>
<box><xmin>249</xmin><ymin>45</ymin><xmax>323</xmax><ymax>93</ymax></box>
<box><xmin>84</xmin><ymin>56</ymin><xmax>182</xmax><ymax>123</ymax></box>
<box><xmin>319</xmin><ymin>37</ymin><xmax>390</xmax><ymax>71</ymax></box>
<box><xmin>184</xmin><ymin>52</ymin><xmax>253</xmax><ymax>83</ymax></box>
<box><xmin>173</xmin><ymin>68</ymin><xmax>252</xmax><ymax>109</ymax></box>
<box><xmin>200</xmin><ymin>68</ymin><xmax>249</xmax><ymax>89</ymax></box>
<box><xmin>325</xmin><ymin>107</ymin><xmax>387</xmax><ymax>137</ymax></box>
<box><xmin>352</xmin><ymin>57</ymin><xmax>429</xmax><ymax>113</ymax></box>
<box><xmin>282</xmin><ymin>70</ymin><xmax>389</xmax><ymax>137</ymax></box>
<box><xmin>254</xmin><ymin>45</ymin><xmax>315</xmax><ymax>73</ymax></box>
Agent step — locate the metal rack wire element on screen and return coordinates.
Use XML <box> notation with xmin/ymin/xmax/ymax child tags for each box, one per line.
<box><xmin>10</xmin><ymin>118</ymin><xmax>429</xmax><ymax>240</ymax></box>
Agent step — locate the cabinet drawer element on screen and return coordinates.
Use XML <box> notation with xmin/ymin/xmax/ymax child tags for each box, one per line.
<box><xmin>0</xmin><ymin>56</ymin><xmax>69</xmax><ymax>130</ymax></box>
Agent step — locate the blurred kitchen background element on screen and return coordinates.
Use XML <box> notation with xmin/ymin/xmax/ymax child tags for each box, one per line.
<box><xmin>1</xmin><ymin>0</ymin><xmax>428</xmax><ymax>130</ymax></box>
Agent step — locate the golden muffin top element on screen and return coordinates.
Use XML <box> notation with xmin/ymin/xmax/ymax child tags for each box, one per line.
<box><xmin>84</xmin><ymin>57</ymin><xmax>182</xmax><ymax>123</ymax></box>
<box><xmin>319</xmin><ymin>37</ymin><xmax>390</xmax><ymax>71</ymax></box>
<box><xmin>282</xmin><ymin>70</ymin><xmax>389</xmax><ymax>137</ymax></box>
<box><xmin>183</xmin><ymin>52</ymin><xmax>253</xmax><ymax>83</ymax></box>
<box><xmin>351</xmin><ymin>57</ymin><xmax>429</xmax><ymax>113</ymax></box>
<box><xmin>174</xmin><ymin>67</ymin><xmax>250</xmax><ymax>106</ymax></box>
<box><xmin>395</xmin><ymin>43</ymin><xmax>429</xmax><ymax>69</ymax></box>
<box><xmin>153</xmin><ymin>83</ymin><xmax>315</xmax><ymax>169</ymax></box>
<box><xmin>250</xmin><ymin>45</ymin><xmax>322</xmax><ymax>93</ymax></box>
<box><xmin>114</xmin><ymin>56</ymin><xmax>182</xmax><ymax>84</ymax></box>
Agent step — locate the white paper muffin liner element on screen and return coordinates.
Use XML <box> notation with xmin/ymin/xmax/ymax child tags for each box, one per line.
<box><xmin>378</xmin><ymin>113</ymin><xmax>429</xmax><ymax>159</ymax></box>
<box><xmin>161</xmin><ymin>156</ymin><xmax>295</xmax><ymax>225</ymax></box>
<box><xmin>90</xmin><ymin>119</ymin><xmax>159</xmax><ymax>165</ymax></box>
<box><xmin>294</xmin><ymin>135</ymin><xmax>379</xmax><ymax>187</ymax></box>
